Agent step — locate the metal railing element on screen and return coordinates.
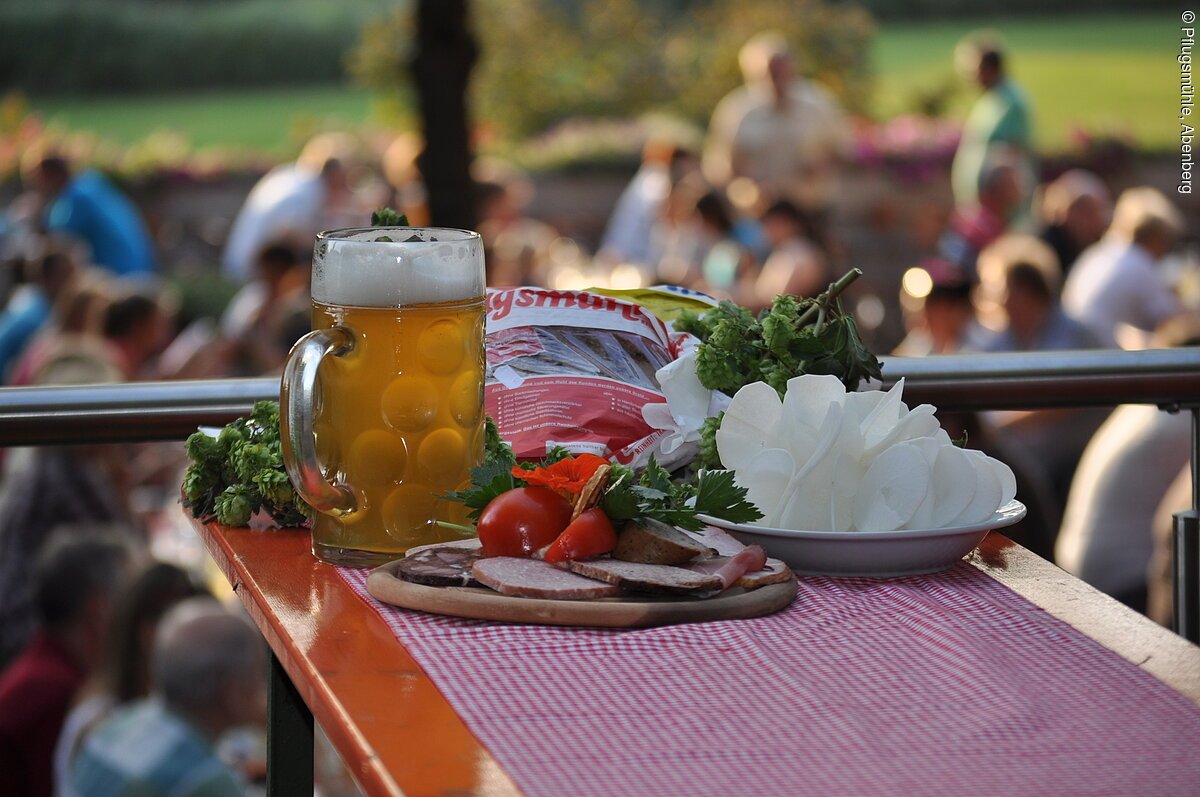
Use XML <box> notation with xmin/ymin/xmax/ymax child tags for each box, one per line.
<box><xmin>0</xmin><ymin>347</ymin><xmax>1197</xmax><ymax>641</ymax></box>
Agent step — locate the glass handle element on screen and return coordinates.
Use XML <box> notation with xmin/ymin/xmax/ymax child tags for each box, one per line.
<box><xmin>280</xmin><ymin>327</ymin><xmax>357</xmax><ymax>516</ymax></box>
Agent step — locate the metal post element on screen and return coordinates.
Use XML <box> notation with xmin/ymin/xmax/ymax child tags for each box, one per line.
<box><xmin>1172</xmin><ymin>406</ymin><xmax>1200</xmax><ymax>644</ymax></box>
<box><xmin>267</xmin><ymin>651</ymin><xmax>314</xmax><ymax>796</ymax></box>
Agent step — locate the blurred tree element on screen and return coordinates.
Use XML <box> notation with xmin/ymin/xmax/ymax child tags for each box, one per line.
<box><xmin>410</xmin><ymin>0</ymin><xmax>477</xmax><ymax>229</ymax></box>
<box><xmin>350</xmin><ymin>0</ymin><xmax>875</xmax><ymax>142</ymax></box>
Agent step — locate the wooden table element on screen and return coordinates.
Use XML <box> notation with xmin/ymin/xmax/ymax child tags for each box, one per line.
<box><xmin>192</xmin><ymin>518</ymin><xmax>1200</xmax><ymax>797</ymax></box>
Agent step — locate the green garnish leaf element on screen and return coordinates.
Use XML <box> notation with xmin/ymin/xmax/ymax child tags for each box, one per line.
<box><xmin>441</xmin><ymin>454</ymin><xmax>524</xmax><ymax>521</ymax></box>
<box><xmin>371</xmin><ymin>207</ymin><xmax>409</xmax><ymax>227</ymax></box>
<box><xmin>690</xmin><ymin>469</ymin><xmax>763</xmax><ymax>525</ymax></box>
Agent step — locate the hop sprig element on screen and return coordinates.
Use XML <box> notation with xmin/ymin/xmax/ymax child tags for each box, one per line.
<box><xmin>684</xmin><ymin>270</ymin><xmax>881</xmax><ymax>397</ymax></box>
<box><xmin>180</xmin><ymin>401</ymin><xmax>310</xmax><ymax>528</ymax></box>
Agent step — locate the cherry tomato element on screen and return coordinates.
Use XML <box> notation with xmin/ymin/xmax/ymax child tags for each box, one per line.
<box><xmin>476</xmin><ymin>487</ymin><xmax>573</xmax><ymax>558</ymax></box>
<box><xmin>542</xmin><ymin>508</ymin><xmax>617</xmax><ymax>564</ymax></box>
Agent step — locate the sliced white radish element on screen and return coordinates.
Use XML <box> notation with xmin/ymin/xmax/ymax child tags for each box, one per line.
<box><xmin>991</xmin><ymin>456</ymin><xmax>1017</xmax><ymax>506</ymax></box>
<box><xmin>950</xmin><ymin>449</ymin><xmax>1003</xmax><ymax>525</ymax></box>
<box><xmin>733</xmin><ymin>448</ymin><xmax>796</xmax><ymax>527</ymax></box>
<box><xmin>722</xmin><ymin>381</ymin><xmax>783</xmax><ymax>436</ymax></box>
<box><xmin>863</xmin><ymin>403</ymin><xmax>940</xmax><ymax>458</ymax></box>
<box><xmin>852</xmin><ymin>442</ymin><xmax>931</xmax><ymax>531</ymax></box>
<box><xmin>781</xmin><ymin>374</ymin><xmax>847</xmax><ymax>432</ymax></box>
<box><xmin>717</xmin><ymin>382</ymin><xmax>784</xmax><ymax>469</ymax></box>
<box><xmin>903</xmin><ymin>436</ymin><xmax>943</xmax><ymax>529</ymax></box>
<box><xmin>777</xmin><ymin>443</ymin><xmax>841</xmax><ymax>531</ymax></box>
<box><xmin>929</xmin><ymin>445</ymin><xmax>977</xmax><ymax>528</ymax></box>
<box><xmin>844</xmin><ymin>388</ymin><xmax>886</xmax><ymax>423</ymax></box>
<box><xmin>828</xmin><ymin>448</ymin><xmax>863</xmax><ymax>532</ymax></box>
<box><xmin>859</xmin><ymin>378</ymin><xmax>905</xmax><ymax>450</ymax></box>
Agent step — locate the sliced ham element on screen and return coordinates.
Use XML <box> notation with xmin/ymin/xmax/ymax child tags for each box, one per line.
<box><xmin>691</xmin><ymin>525</ymin><xmax>747</xmax><ymax>557</ymax></box>
<box><xmin>472</xmin><ymin>557</ymin><xmax>621</xmax><ymax>600</ymax></box>
<box><xmin>689</xmin><ymin>553</ymin><xmax>790</xmax><ymax>590</ymax></box>
<box><xmin>394</xmin><ymin>547</ymin><xmax>484</xmax><ymax>588</ymax></box>
<box><xmin>567</xmin><ymin>559</ymin><xmax>722</xmax><ymax>596</ymax></box>
<box><xmin>683</xmin><ymin>545</ymin><xmax>768</xmax><ymax>590</ymax></box>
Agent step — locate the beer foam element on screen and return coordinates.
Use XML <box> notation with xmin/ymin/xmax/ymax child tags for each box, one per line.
<box><xmin>312</xmin><ymin>228</ymin><xmax>485</xmax><ymax>307</ymax></box>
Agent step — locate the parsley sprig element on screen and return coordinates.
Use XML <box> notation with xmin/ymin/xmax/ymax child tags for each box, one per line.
<box><xmin>601</xmin><ymin>458</ymin><xmax>761</xmax><ymax>531</ymax></box>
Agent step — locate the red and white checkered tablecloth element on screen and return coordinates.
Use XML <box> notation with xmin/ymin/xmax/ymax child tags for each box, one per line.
<box><xmin>338</xmin><ymin>560</ymin><xmax>1200</xmax><ymax>797</ymax></box>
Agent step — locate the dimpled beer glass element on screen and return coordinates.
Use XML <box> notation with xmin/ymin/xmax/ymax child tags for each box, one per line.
<box><xmin>281</xmin><ymin>228</ymin><xmax>486</xmax><ymax>567</ymax></box>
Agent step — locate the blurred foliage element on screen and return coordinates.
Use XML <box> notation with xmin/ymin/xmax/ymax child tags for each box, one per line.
<box><xmin>350</xmin><ymin>0</ymin><xmax>875</xmax><ymax>139</ymax></box>
<box><xmin>0</xmin><ymin>0</ymin><xmax>390</xmax><ymax>93</ymax></box>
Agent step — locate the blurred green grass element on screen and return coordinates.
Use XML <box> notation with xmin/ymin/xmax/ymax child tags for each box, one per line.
<box><xmin>873</xmin><ymin>13</ymin><xmax>1176</xmax><ymax>151</ymax></box>
<box><xmin>31</xmin><ymin>86</ymin><xmax>377</xmax><ymax>154</ymax></box>
<box><xmin>25</xmin><ymin>12</ymin><xmax>1178</xmax><ymax>156</ymax></box>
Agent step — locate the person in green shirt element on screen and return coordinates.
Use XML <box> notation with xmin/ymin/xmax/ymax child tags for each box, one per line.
<box><xmin>951</xmin><ymin>41</ymin><xmax>1033</xmax><ymax>209</ymax></box>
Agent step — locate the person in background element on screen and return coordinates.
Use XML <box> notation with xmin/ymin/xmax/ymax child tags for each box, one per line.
<box><xmin>975</xmin><ymin>234</ymin><xmax>1108</xmax><ymax>352</ymax></box>
<box><xmin>938</xmin><ymin>155</ymin><xmax>1023</xmax><ymax>279</ymax></box>
<box><xmin>0</xmin><ymin>533</ymin><xmax>132</xmax><ymax>797</ymax></box>
<box><xmin>9</xmin><ymin>270</ymin><xmax>111</xmax><ymax>386</ymax></box>
<box><xmin>0</xmin><ymin>246</ymin><xmax>78</xmax><ymax>380</ymax></box>
<box><xmin>950</xmin><ymin>36</ymin><xmax>1033</xmax><ymax>209</ymax></box>
<box><xmin>67</xmin><ymin>599</ymin><xmax>267</xmax><ymax>797</ymax></box>
<box><xmin>892</xmin><ymin>258</ymin><xmax>986</xmax><ymax>357</ymax></box>
<box><xmin>974</xmin><ymin>234</ymin><xmax>1110</xmax><ymax>520</ymax></box>
<box><xmin>54</xmin><ymin>561</ymin><xmax>204</xmax><ymax>791</ymax></box>
<box><xmin>749</xmin><ymin>199</ymin><xmax>826</xmax><ymax>308</ymax></box>
<box><xmin>222</xmin><ymin>133</ymin><xmax>355</xmax><ymax>283</ymax></box>
<box><xmin>1062</xmin><ymin>187</ymin><xmax>1184</xmax><ymax>346</ymax></box>
<box><xmin>101</xmin><ymin>290</ymin><xmax>172</xmax><ymax>380</ymax></box>
<box><xmin>703</xmin><ymin>32</ymin><xmax>847</xmax><ymax>240</ymax></box>
<box><xmin>476</xmin><ymin>177</ymin><xmax>557</xmax><ymax>288</ymax></box>
<box><xmin>25</xmin><ymin>155</ymin><xmax>156</xmax><ymax>277</ymax></box>
<box><xmin>1036</xmin><ymin>169</ymin><xmax>1112</xmax><ymax>277</ymax></box>
<box><xmin>648</xmin><ymin>174</ymin><xmax>710</xmax><ymax>286</ymax></box>
<box><xmin>693</xmin><ymin>190</ymin><xmax>755</xmax><ymax>299</ymax></box>
<box><xmin>1055</xmin><ymin>318</ymin><xmax>1200</xmax><ymax>613</ymax></box>
<box><xmin>220</xmin><ymin>242</ymin><xmax>308</xmax><ymax>374</ymax></box>
<box><xmin>598</xmin><ymin>140</ymin><xmax>698</xmax><ymax>276</ymax></box>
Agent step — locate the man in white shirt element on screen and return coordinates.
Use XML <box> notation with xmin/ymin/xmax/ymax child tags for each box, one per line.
<box><xmin>1062</xmin><ymin>187</ymin><xmax>1184</xmax><ymax>344</ymax></box>
<box><xmin>221</xmin><ymin>134</ymin><xmax>354</xmax><ymax>283</ymax></box>
<box><xmin>703</xmin><ymin>33</ymin><xmax>847</xmax><ymax>221</ymax></box>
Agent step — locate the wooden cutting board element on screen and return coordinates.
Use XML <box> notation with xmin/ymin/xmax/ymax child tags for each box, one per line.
<box><xmin>366</xmin><ymin>561</ymin><xmax>798</xmax><ymax>628</ymax></box>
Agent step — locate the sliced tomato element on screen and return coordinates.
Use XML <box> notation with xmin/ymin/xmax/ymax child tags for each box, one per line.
<box><xmin>542</xmin><ymin>508</ymin><xmax>617</xmax><ymax>564</ymax></box>
<box><xmin>476</xmin><ymin>487</ymin><xmax>573</xmax><ymax>558</ymax></box>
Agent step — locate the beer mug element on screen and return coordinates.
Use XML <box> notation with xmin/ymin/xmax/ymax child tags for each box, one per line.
<box><xmin>281</xmin><ymin>227</ymin><xmax>486</xmax><ymax>567</ymax></box>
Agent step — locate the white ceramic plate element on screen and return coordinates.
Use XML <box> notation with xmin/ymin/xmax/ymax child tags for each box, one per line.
<box><xmin>697</xmin><ymin>500</ymin><xmax>1027</xmax><ymax>577</ymax></box>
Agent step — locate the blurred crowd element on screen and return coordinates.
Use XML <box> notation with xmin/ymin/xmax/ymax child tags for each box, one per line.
<box><xmin>0</xmin><ymin>25</ymin><xmax>1197</xmax><ymax>797</ymax></box>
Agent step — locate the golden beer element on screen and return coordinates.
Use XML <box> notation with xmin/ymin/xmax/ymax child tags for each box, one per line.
<box><xmin>311</xmin><ymin>300</ymin><xmax>484</xmax><ymax>561</ymax></box>
<box><xmin>282</xmin><ymin>227</ymin><xmax>486</xmax><ymax>567</ymax></box>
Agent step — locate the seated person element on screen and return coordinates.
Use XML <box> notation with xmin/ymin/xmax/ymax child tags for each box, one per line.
<box><xmin>1056</xmin><ymin>317</ymin><xmax>1200</xmax><ymax>612</ymax></box>
<box><xmin>1036</xmin><ymin>169</ymin><xmax>1111</xmax><ymax>277</ymax></box>
<box><xmin>0</xmin><ymin>534</ymin><xmax>132</xmax><ymax>797</ymax></box>
<box><xmin>975</xmin><ymin>234</ymin><xmax>1108</xmax><ymax>352</ymax></box>
<box><xmin>1063</xmin><ymin>187</ymin><xmax>1184</xmax><ymax>346</ymax></box>
<box><xmin>938</xmin><ymin>155</ymin><xmax>1023</xmax><ymax>279</ymax></box>
<box><xmin>26</xmin><ymin>155</ymin><xmax>156</xmax><ymax>277</ymax></box>
<box><xmin>892</xmin><ymin>258</ymin><xmax>986</xmax><ymax>356</ymax></box>
<box><xmin>67</xmin><ymin>599</ymin><xmax>267</xmax><ymax>797</ymax></box>
<box><xmin>749</xmin><ymin>199</ymin><xmax>826</xmax><ymax>308</ymax></box>
<box><xmin>54</xmin><ymin>561</ymin><xmax>203</xmax><ymax>787</ymax></box>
